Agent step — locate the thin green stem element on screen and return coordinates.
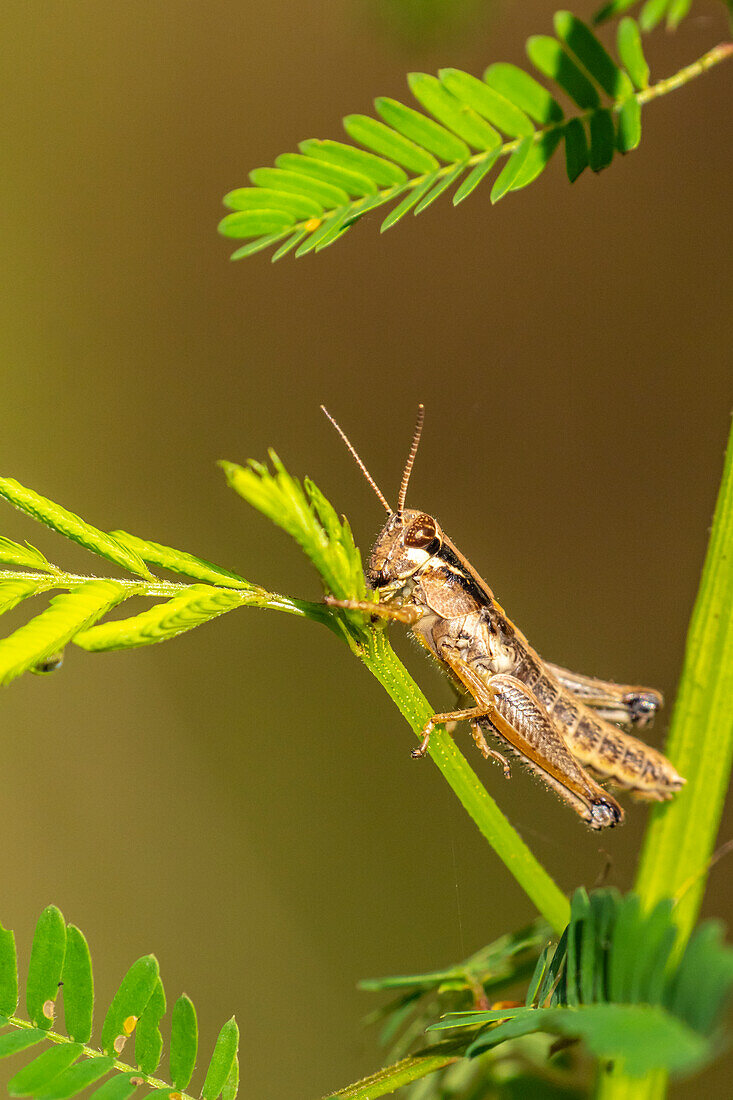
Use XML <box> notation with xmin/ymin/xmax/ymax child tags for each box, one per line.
<box><xmin>596</xmin><ymin>418</ymin><xmax>733</xmax><ymax>1100</ymax></box>
<box><xmin>0</xmin><ymin>567</ymin><xmax>339</xmax><ymax>631</ymax></box>
<box><xmin>359</xmin><ymin>629</ymin><xmax>570</xmax><ymax>934</ymax></box>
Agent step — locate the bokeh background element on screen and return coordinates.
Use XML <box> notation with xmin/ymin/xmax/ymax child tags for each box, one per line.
<box><xmin>3</xmin><ymin>1</ymin><xmax>732</xmax><ymax>1096</ymax></box>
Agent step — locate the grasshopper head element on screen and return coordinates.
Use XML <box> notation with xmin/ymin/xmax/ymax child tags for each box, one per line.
<box><xmin>321</xmin><ymin>403</ymin><xmax>432</xmax><ymax>594</ymax></box>
<box><xmin>367</xmin><ymin>510</ymin><xmax>443</xmax><ymax>593</ymax></box>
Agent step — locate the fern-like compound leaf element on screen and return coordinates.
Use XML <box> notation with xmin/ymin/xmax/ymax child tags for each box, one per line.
<box><xmin>0</xmin><ymin>581</ymin><xmax>128</xmax><ymax>686</ymax></box>
<box><xmin>26</xmin><ymin>907</ymin><xmax>67</xmax><ymax>1030</ymax></box>
<box><xmin>0</xmin><ymin>905</ymin><xmax>241</xmax><ymax>1097</ymax></box>
<box><xmin>221</xmin><ymin>454</ymin><xmax>367</xmax><ymax>608</ymax></box>
<box><xmin>220</xmin><ymin>11</ymin><xmax>666</xmax><ymax>259</ymax></box>
<box><xmin>201</xmin><ymin>1017</ymin><xmax>239</xmax><ymax>1100</ymax></box>
<box><xmin>0</xmin><ymin>478</ymin><xmax>151</xmax><ymax>579</ymax></box>
<box><xmin>424</xmin><ymin>888</ymin><xmax>733</xmax><ymax>1080</ymax></box>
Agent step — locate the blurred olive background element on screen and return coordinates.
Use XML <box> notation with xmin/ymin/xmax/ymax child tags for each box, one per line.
<box><xmin>2</xmin><ymin>1</ymin><xmax>732</xmax><ymax>1096</ymax></box>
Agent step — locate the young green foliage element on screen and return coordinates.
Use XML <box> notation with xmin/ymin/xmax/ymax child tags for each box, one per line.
<box><xmin>218</xmin><ymin>11</ymin><xmax>731</xmax><ymax>259</ymax></box>
<box><xmin>424</xmin><ymin>889</ymin><xmax>733</xmax><ymax>1080</ymax></box>
<box><xmin>0</xmin><ymin>905</ymin><xmax>238</xmax><ymax>1099</ymax></box>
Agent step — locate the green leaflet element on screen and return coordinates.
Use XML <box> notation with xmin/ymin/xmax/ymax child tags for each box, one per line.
<box><xmin>381</xmin><ymin>173</ymin><xmax>440</xmax><ymax>230</ymax></box>
<box><xmin>593</xmin><ymin>0</ymin><xmax>638</xmax><ymax>24</ymax></box>
<box><xmin>0</xmin><ymin>478</ymin><xmax>151</xmax><ymax>578</ymax></box>
<box><xmin>100</xmin><ymin>955</ymin><xmax>160</xmax><ymax>1056</ymax></box>
<box><xmin>201</xmin><ymin>1016</ymin><xmax>239</xmax><ymax>1100</ymax></box>
<box><xmin>61</xmin><ymin>924</ymin><xmax>94</xmax><ymax>1043</ymax></box>
<box><xmin>170</xmin><ymin>994</ymin><xmax>198</xmax><ymax>1089</ymax></box>
<box><xmin>0</xmin><ymin>579</ymin><xmax>47</xmax><ymax>616</ymax></box>
<box><xmin>0</xmin><ymin>919</ymin><xmax>18</xmax><ymax>1016</ymax></box>
<box><xmin>73</xmin><ymin>585</ymin><xmax>249</xmax><ymax>652</ymax></box>
<box><xmin>222</xmin><ymin>186</ymin><xmax>322</xmax><ymax>218</ymax></box>
<box><xmin>249</xmin><ymin>167</ymin><xmax>348</xmax><ymax>208</ymax></box>
<box><xmin>0</xmin><ymin>580</ymin><xmax>128</xmax><ymax>686</ymax></box>
<box><xmin>375</xmin><ymin>97</ymin><xmax>471</xmax><ymax>163</ymax></box>
<box><xmin>276</xmin><ymin>152</ymin><xmax>377</xmax><ymax>196</ymax></box>
<box><xmin>26</xmin><ymin>907</ymin><xmax>67</xmax><ymax>1030</ymax></box>
<box><xmin>526</xmin><ymin>35</ymin><xmax>601</xmax><ymax>109</ymax></box>
<box><xmin>343</xmin><ymin>114</ymin><xmax>439</xmax><ymax>175</ymax></box>
<box><xmin>87</xmin><ymin>1074</ymin><xmax>138</xmax><ymax>1099</ymax></box>
<box><xmin>490</xmin><ymin>136</ymin><xmax>534</xmax><ymax>203</ymax></box>
<box><xmin>554</xmin><ymin>12</ymin><xmax>634</xmax><ymax>99</ymax></box>
<box><xmin>229</xmin><ymin>231</ymin><xmax>293</xmax><ymax>260</ymax></box>
<box><xmin>617</xmin><ymin>96</ymin><xmax>642</xmax><ymax>152</ymax></box>
<box><xmin>617</xmin><ymin>17</ymin><xmax>649</xmax><ymax>90</ymax></box>
<box><xmin>407</xmin><ymin>73</ymin><xmax>502</xmax><ymax>150</ymax></box>
<box><xmin>564</xmin><ymin>117</ymin><xmax>589</xmax><ymax>181</ymax></box>
<box><xmin>0</xmin><ymin>536</ymin><xmax>56</xmax><ymax>574</ymax></box>
<box><xmin>0</xmin><ymin>1032</ymin><xmax>47</xmax><ymax>1059</ymax></box>
<box><xmin>484</xmin><ymin>63</ymin><xmax>564</xmax><ymax>124</ymax></box>
<box><xmin>221</xmin><ymin>1054</ymin><xmax>239</xmax><ymax>1100</ymax></box>
<box><xmin>135</xmin><ymin>976</ymin><xmax>166</xmax><ymax>1074</ymax></box>
<box><xmin>589</xmin><ymin>108</ymin><xmax>616</xmax><ymax>171</ymax></box>
<box><xmin>509</xmin><ymin>129</ymin><xmax>563</xmax><ymax>192</ymax></box>
<box><xmin>7</xmin><ymin>1043</ymin><xmax>83</xmax><ymax>1096</ymax></box>
<box><xmin>640</xmin><ymin>0</ymin><xmax>671</xmax><ymax>31</ymax></box>
<box><xmin>34</xmin><ymin>1057</ymin><xmax>114</xmax><ymax>1099</ymax></box>
<box><xmin>414</xmin><ymin>164</ymin><xmax>468</xmax><ymax>215</ymax></box>
<box><xmin>109</xmin><ymin>531</ymin><xmax>255</xmax><ymax>589</ymax></box>
<box><xmin>218</xmin><ymin>209</ymin><xmax>296</xmax><ymax>239</ymax></box>
<box><xmin>467</xmin><ymin>1004</ymin><xmax>710</xmax><ymax>1077</ymax></box>
<box><xmin>439</xmin><ymin>69</ymin><xmax>533</xmax><ymax>137</ymax></box>
<box><xmin>452</xmin><ymin>151</ymin><xmax>500</xmax><ymax>205</ymax></box>
<box><xmin>298</xmin><ymin>139</ymin><xmax>407</xmax><ymax>187</ymax></box>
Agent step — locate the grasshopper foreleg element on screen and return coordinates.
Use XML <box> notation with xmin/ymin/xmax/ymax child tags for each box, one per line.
<box><xmin>324</xmin><ymin>595</ymin><xmax>421</xmax><ymax>625</ymax></box>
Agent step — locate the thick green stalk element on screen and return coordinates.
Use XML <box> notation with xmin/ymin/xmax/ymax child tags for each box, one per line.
<box><xmin>596</xmin><ymin>417</ymin><xmax>733</xmax><ymax>1100</ymax></box>
<box><xmin>360</xmin><ymin>630</ymin><xmax>570</xmax><ymax>934</ymax></box>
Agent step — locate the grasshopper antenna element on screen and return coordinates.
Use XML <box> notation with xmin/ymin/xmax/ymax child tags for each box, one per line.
<box><xmin>321</xmin><ymin>405</ymin><xmax>392</xmax><ymax>514</ymax></box>
<box><xmin>397</xmin><ymin>403</ymin><xmax>425</xmax><ymax>511</ymax></box>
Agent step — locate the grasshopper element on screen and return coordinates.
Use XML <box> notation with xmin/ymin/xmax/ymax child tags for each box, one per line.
<box><xmin>323</xmin><ymin>405</ymin><xmax>685</xmax><ymax>830</ymax></box>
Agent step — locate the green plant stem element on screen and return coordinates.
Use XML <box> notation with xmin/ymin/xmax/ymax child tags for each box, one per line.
<box><xmin>359</xmin><ymin>629</ymin><xmax>570</xmax><ymax>934</ymax></box>
<box><xmin>0</xmin><ymin>567</ymin><xmax>341</xmax><ymax>634</ymax></box>
<box><xmin>596</xmin><ymin>417</ymin><xmax>733</xmax><ymax>1100</ymax></box>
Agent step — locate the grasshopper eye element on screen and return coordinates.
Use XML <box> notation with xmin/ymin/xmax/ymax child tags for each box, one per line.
<box><xmin>405</xmin><ymin>518</ymin><xmax>438</xmax><ymax>551</ymax></box>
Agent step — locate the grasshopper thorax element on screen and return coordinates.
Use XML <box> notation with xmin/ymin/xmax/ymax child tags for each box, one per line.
<box><xmin>368</xmin><ymin>509</ymin><xmax>443</xmax><ymax>593</ymax></box>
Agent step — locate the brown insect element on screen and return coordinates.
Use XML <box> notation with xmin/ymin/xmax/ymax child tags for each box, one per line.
<box><xmin>322</xmin><ymin>405</ymin><xmax>684</xmax><ymax>829</ymax></box>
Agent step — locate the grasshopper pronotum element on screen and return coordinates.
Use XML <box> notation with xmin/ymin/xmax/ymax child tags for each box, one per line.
<box><xmin>323</xmin><ymin>405</ymin><xmax>685</xmax><ymax>830</ymax></box>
